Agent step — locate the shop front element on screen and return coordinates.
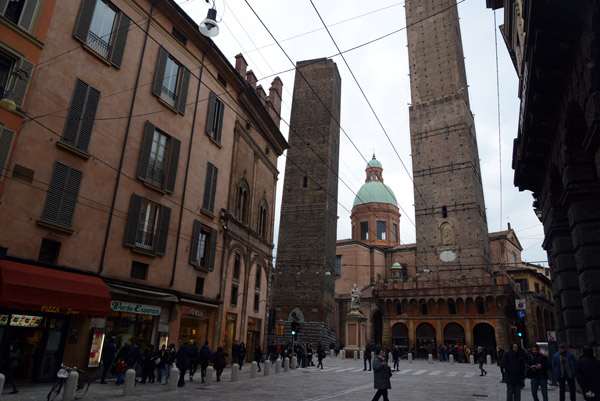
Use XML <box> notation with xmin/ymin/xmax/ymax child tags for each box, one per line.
<box><xmin>177</xmin><ymin>300</ymin><xmax>218</xmax><ymax>347</ymax></box>
<box><xmin>0</xmin><ymin>260</ymin><xmax>110</xmax><ymax>382</ymax></box>
<box><xmin>245</xmin><ymin>317</ymin><xmax>262</xmax><ymax>362</ymax></box>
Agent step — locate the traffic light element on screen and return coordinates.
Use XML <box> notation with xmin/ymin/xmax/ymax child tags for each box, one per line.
<box><xmin>291</xmin><ymin>321</ymin><xmax>298</xmax><ymax>339</ymax></box>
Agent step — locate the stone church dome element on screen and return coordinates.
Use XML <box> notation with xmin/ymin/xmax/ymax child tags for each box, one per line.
<box><xmin>353</xmin><ymin>155</ymin><xmax>397</xmax><ymax>207</ymax></box>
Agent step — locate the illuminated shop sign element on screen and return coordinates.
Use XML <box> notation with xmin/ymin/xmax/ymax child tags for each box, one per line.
<box><xmin>111</xmin><ymin>301</ymin><xmax>161</xmax><ymax>316</ymax></box>
<box><xmin>10</xmin><ymin>314</ymin><xmax>44</xmax><ymax>327</ymax></box>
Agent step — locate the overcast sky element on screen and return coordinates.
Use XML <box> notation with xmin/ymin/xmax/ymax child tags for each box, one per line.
<box><xmin>181</xmin><ymin>0</ymin><xmax>548</xmax><ymax>266</ymax></box>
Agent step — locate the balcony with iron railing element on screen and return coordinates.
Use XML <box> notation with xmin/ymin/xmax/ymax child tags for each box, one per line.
<box><xmin>160</xmin><ymin>86</ymin><xmax>176</xmax><ymax>107</ymax></box>
<box><xmin>86</xmin><ymin>31</ymin><xmax>110</xmax><ymax>58</ymax></box>
<box><xmin>135</xmin><ymin>229</ymin><xmax>155</xmax><ymax>251</ymax></box>
<box><xmin>146</xmin><ymin>165</ymin><xmax>165</xmax><ymax>188</ymax></box>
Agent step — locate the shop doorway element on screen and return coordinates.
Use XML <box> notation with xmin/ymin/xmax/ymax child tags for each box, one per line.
<box><xmin>416</xmin><ymin>322</ymin><xmax>436</xmax><ymax>358</ymax></box>
<box><xmin>224</xmin><ymin>313</ymin><xmax>237</xmax><ymax>357</ymax></box>
<box><xmin>391</xmin><ymin>322</ymin><xmax>409</xmax><ymax>357</ymax></box>
<box><xmin>246</xmin><ymin>317</ymin><xmax>261</xmax><ymax>362</ymax></box>
<box><xmin>443</xmin><ymin>322</ymin><xmax>465</xmax><ymax>345</ymax></box>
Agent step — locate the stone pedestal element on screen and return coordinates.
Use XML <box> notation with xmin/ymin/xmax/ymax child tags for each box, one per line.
<box><xmin>344</xmin><ymin>309</ymin><xmax>367</xmax><ymax>353</ymax></box>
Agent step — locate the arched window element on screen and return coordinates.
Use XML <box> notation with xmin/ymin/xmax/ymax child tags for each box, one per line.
<box><xmin>421</xmin><ymin>302</ymin><xmax>428</xmax><ymax>315</ymax></box>
<box><xmin>395</xmin><ymin>303</ymin><xmax>402</xmax><ymax>315</ymax></box>
<box><xmin>258</xmin><ymin>200</ymin><xmax>268</xmax><ymax>238</ymax></box>
<box><xmin>477</xmin><ymin>301</ymin><xmax>485</xmax><ymax>314</ymax></box>
<box><xmin>236</xmin><ymin>180</ymin><xmax>249</xmax><ymax>223</ymax></box>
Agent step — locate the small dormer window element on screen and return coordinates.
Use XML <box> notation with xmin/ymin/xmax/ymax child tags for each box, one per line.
<box><xmin>375</xmin><ymin>171</ymin><xmax>379</xmax><ymax>180</ymax></box>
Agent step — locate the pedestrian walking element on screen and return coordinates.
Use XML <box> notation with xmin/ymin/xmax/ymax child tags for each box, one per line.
<box><xmin>477</xmin><ymin>346</ymin><xmax>487</xmax><ymax>376</ymax></box>
<box><xmin>165</xmin><ymin>343</ymin><xmax>177</xmax><ymax>384</ymax></box>
<box><xmin>238</xmin><ymin>342</ymin><xmax>247</xmax><ymax>369</ymax></box>
<box><xmin>156</xmin><ymin>344</ymin><xmax>168</xmax><ymax>384</ymax></box>
<box><xmin>364</xmin><ymin>342</ymin><xmax>373</xmax><ymax>371</ymax></box>
<box><xmin>254</xmin><ymin>345</ymin><xmax>263</xmax><ymax>372</ymax></box>
<box><xmin>199</xmin><ymin>341</ymin><xmax>212</xmax><ymax>383</ymax></box>
<box><xmin>176</xmin><ymin>342</ymin><xmax>191</xmax><ymax>387</ymax></box>
<box><xmin>575</xmin><ymin>345</ymin><xmax>600</xmax><ymax>401</ymax></box>
<box><xmin>188</xmin><ymin>342</ymin><xmax>199</xmax><ymax>381</ymax></box>
<box><xmin>99</xmin><ymin>337</ymin><xmax>117</xmax><ymax>384</ymax></box>
<box><xmin>527</xmin><ymin>343</ymin><xmax>551</xmax><ymax>401</ymax></box>
<box><xmin>317</xmin><ymin>344</ymin><xmax>326</xmax><ymax>369</ymax></box>
<box><xmin>498</xmin><ymin>346</ymin><xmax>506</xmax><ymax>382</ymax></box>
<box><xmin>232</xmin><ymin>340</ymin><xmax>240</xmax><ymax>367</ymax></box>
<box><xmin>502</xmin><ymin>342</ymin><xmax>526</xmax><ymax>401</ymax></box>
<box><xmin>372</xmin><ymin>349</ymin><xmax>391</xmax><ymax>401</ymax></box>
<box><xmin>213</xmin><ymin>346</ymin><xmax>228</xmax><ymax>381</ymax></box>
<box><xmin>140</xmin><ymin>344</ymin><xmax>156</xmax><ymax>383</ymax></box>
<box><xmin>307</xmin><ymin>343</ymin><xmax>314</xmax><ymax>366</ymax></box>
<box><xmin>1</xmin><ymin>341</ymin><xmax>21</xmax><ymax>394</ymax></box>
<box><xmin>552</xmin><ymin>344</ymin><xmax>576</xmax><ymax>401</ymax></box>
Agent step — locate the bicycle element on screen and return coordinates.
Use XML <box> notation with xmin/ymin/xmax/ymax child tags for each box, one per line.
<box><xmin>47</xmin><ymin>363</ymin><xmax>91</xmax><ymax>401</ymax></box>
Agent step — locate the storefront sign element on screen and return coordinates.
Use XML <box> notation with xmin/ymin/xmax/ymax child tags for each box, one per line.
<box><xmin>0</xmin><ymin>314</ymin><xmax>8</xmax><ymax>325</ymax></box>
<box><xmin>111</xmin><ymin>301</ymin><xmax>161</xmax><ymax>316</ymax></box>
<box><xmin>181</xmin><ymin>306</ymin><xmax>208</xmax><ymax>320</ymax></box>
<box><xmin>10</xmin><ymin>314</ymin><xmax>44</xmax><ymax>327</ymax></box>
<box><xmin>40</xmin><ymin>305</ymin><xmax>80</xmax><ymax>315</ymax></box>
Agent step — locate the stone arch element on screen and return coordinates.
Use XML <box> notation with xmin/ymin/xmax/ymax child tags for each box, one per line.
<box><xmin>473</xmin><ymin>322</ymin><xmax>496</xmax><ymax>350</ymax></box>
<box><xmin>443</xmin><ymin>322</ymin><xmax>465</xmax><ymax>345</ymax></box>
<box><xmin>416</xmin><ymin>322</ymin><xmax>436</xmax><ymax>358</ymax></box>
<box><xmin>391</xmin><ymin>322</ymin><xmax>409</xmax><ymax>347</ymax></box>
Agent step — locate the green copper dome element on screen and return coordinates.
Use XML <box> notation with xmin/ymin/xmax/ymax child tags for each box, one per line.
<box><xmin>353</xmin><ymin>181</ymin><xmax>398</xmax><ymax>207</ymax></box>
<box><xmin>391</xmin><ymin>262</ymin><xmax>402</xmax><ymax>269</ymax></box>
<box><xmin>366</xmin><ymin>157</ymin><xmax>382</xmax><ymax>169</ymax></box>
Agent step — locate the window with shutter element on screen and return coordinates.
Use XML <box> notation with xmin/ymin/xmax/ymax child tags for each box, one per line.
<box><xmin>137</xmin><ymin>121</ymin><xmax>180</xmax><ymax>193</ymax></box>
<box><xmin>73</xmin><ymin>0</ymin><xmax>130</xmax><ymax>68</ymax></box>
<box><xmin>189</xmin><ymin>220</ymin><xmax>214</xmax><ymax>269</ymax></box>
<box><xmin>152</xmin><ymin>47</ymin><xmax>190</xmax><ymax>115</ymax></box>
<box><xmin>40</xmin><ymin>161</ymin><xmax>83</xmax><ymax>228</ymax></box>
<box><xmin>61</xmin><ymin>78</ymin><xmax>100</xmax><ymax>153</ymax></box>
<box><xmin>0</xmin><ymin>127</ymin><xmax>16</xmax><ymax>182</ymax></box>
<box><xmin>206</xmin><ymin>91</ymin><xmax>224</xmax><ymax>143</ymax></box>
<box><xmin>0</xmin><ymin>49</ymin><xmax>34</xmax><ymax>109</ymax></box>
<box><xmin>124</xmin><ymin>193</ymin><xmax>170</xmax><ymax>255</ymax></box>
<box><xmin>0</xmin><ymin>0</ymin><xmax>39</xmax><ymax>33</ymax></box>
<box><xmin>202</xmin><ymin>162</ymin><xmax>218</xmax><ymax>213</ymax></box>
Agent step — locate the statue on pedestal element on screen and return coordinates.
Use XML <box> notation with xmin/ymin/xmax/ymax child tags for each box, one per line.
<box><xmin>351</xmin><ymin>284</ymin><xmax>361</xmax><ymax>309</ymax></box>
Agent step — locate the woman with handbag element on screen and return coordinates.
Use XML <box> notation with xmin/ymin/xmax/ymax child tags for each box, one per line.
<box><xmin>372</xmin><ymin>348</ymin><xmax>392</xmax><ymax>401</ymax></box>
<box><xmin>213</xmin><ymin>346</ymin><xmax>228</xmax><ymax>381</ymax></box>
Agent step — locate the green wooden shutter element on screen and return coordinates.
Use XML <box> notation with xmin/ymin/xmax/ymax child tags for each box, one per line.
<box><xmin>17</xmin><ymin>0</ymin><xmax>38</xmax><ymax>32</ymax></box>
<box><xmin>176</xmin><ymin>67</ymin><xmax>190</xmax><ymax>115</ymax></box>
<box><xmin>124</xmin><ymin>194</ymin><xmax>143</xmax><ymax>247</ymax></box>
<box><xmin>152</xmin><ymin>47</ymin><xmax>168</xmax><ymax>98</ymax></box>
<box><xmin>155</xmin><ymin>205</ymin><xmax>171</xmax><ymax>255</ymax></box>
<box><xmin>62</xmin><ymin>79</ymin><xmax>88</xmax><ymax>146</ymax></box>
<box><xmin>208</xmin><ymin>228</ymin><xmax>218</xmax><ymax>270</ymax></box>
<box><xmin>109</xmin><ymin>13</ymin><xmax>130</xmax><ymax>68</ymax></box>
<box><xmin>203</xmin><ymin>163</ymin><xmax>218</xmax><ymax>212</ymax></box>
<box><xmin>0</xmin><ymin>127</ymin><xmax>16</xmax><ymax>182</ymax></box>
<box><xmin>41</xmin><ymin>162</ymin><xmax>82</xmax><ymax>227</ymax></box>
<box><xmin>57</xmin><ymin>167</ymin><xmax>83</xmax><ymax>227</ymax></box>
<box><xmin>137</xmin><ymin>121</ymin><xmax>155</xmax><ymax>181</ymax></box>
<box><xmin>215</xmin><ymin>98</ymin><xmax>224</xmax><ymax>143</ymax></box>
<box><xmin>206</xmin><ymin>91</ymin><xmax>216</xmax><ymax>138</ymax></box>
<box><xmin>189</xmin><ymin>220</ymin><xmax>201</xmax><ymax>265</ymax></box>
<box><xmin>73</xmin><ymin>0</ymin><xmax>97</xmax><ymax>43</ymax></box>
<box><xmin>208</xmin><ymin>164</ymin><xmax>218</xmax><ymax>212</ymax></box>
<box><xmin>77</xmin><ymin>85</ymin><xmax>100</xmax><ymax>151</ymax></box>
<box><xmin>164</xmin><ymin>137</ymin><xmax>180</xmax><ymax>193</ymax></box>
<box><xmin>12</xmin><ymin>59</ymin><xmax>34</xmax><ymax>108</ymax></box>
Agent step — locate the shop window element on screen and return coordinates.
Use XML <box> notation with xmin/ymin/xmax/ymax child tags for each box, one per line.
<box><xmin>195</xmin><ymin>277</ymin><xmax>204</xmax><ymax>295</ymax></box>
<box><xmin>152</xmin><ymin>46</ymin><xmax>190</xmax><ymax>114</ymax></box>
<box><xmin>255</xmin><ymin>267</ymin><xmax>261</xmax><ymax>290</ymax></box>
<box><xmin>190</xmin><ymin>220</ymin><xmax>217</xmax><ymax>270</ymax></box>
<box><xmin>38</xmin><ymin>238</ymin><xmax>61</xmax><ymax>264</ymax></box>
<box><xmin>230</xmin><ymin>284</ymin><xmax>238</xmax><ymax>307</ymax></box>
<box><xmin>253</xmin><ymin>293</ymin><xmax>260</xmax><ymax>312</ymax></box>
<box><xmin>61</xmin><ymin>78</ymin><xmax>100</xmax><ymax>153</ymax></box>
<box><xmin>236</xmin><ymin>180</ymin><xmax>249</xmax><ymax>223</ymax></box>
<box><xmin>1</xmin><ymin>0</ymin><xmax>40</xmax><ymax>33</ymax></box>
<box><xmin>130</xmin><ymin>261</ymin><xmax>148</xmax><ymax>279</ymax></box>
<box><xmin>206</xmin><ymin>91</ymin><xmax>224</xmax><ymax>142</ymax></box>
<box><xmin>202</xmin><ymin>162</ymin><xmax>218</xmax><ymax>213</ymax></box>
<box><xmin>137</xmin><ymin>121</ymin><xmax>180</xmax><ymax>193</ymax></box>
<box><xmin>124</xmin><ymin>194</ymin><xmax>171</xmax><ymax>255</ymax></box>
<box><xmin>233</xmin><ymin>253</ymin><xmax>241</xmax><ymax>281</ymax></box>
<box><xmin>335</xmin><ymin>255</ymin><xmax>342</xmax><ymax>277</ymax></box>
<box><xmin>377</xmin><ymin>221</ymin><xmax>386</xmax><ymax>240</ymax></box>
<box><xmin>421</xmin><ymin>303</ymin><xmax>428</xmax><ymax>315</ymax></box>
<box><xmin>73</xmin><ymin>0</ymin><xmax>131</xmax><ymax>68</ymax></box>
<box><xmin>40</xmin><ymin>162</ymin><xmax>83</xmax><ymax>229</ymax></box>
<box><xmin>360</xmin><ymin>222</ymin><xmax>368</xmax><ymax>240</ymax></box>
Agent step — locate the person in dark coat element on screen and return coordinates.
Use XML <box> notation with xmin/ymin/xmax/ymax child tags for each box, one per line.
<box><xmin>498</xmin><ymin>347</ymin><xmax>506</xmax><ymax>382</ymax></box>
<box><xmin>502</xmin><ymin>342</ymin><xmax>526</xmax><ymax>401</ymax></box>
<box><xmin>372</xmin><ymin>349</ymin><xmax>391</xmax><ymax>401</ymax></box>
<box><xmin>575</xmin><ymin>346</ymin><xmax>600</xmax><ymax>401</ymax></box>
<box><xmin>364</xmin><ymin>342</ymin><xmax>373</xmax><ymax>371</ymax></box>
<box><xmin>253</xmin><ymin>345</ymin><xmax>263</xmax><ymax>372</ymax></box>
<box><xmin>212</xmin><ymin>346</ymin><xmax>228</xmax><ymax>381</ymax></box>
<box><xmin>2</xmin><ymin>341</ymin><xmax>21</xmax><ymax>394</ymax></box>
<box><xmin>188</xmin><ymin>342</ymin><xmax>199</xmax><ymax>381</ymax></box>
<box><xmin>238</xmin><ymin>342</ymin><xmax>247</xmax><ymax>370</ymax></box>
<box><xmin>198</xmin><ymin>341</ymin><xmax>212</xmax><ymax>383</ymax></box>
<box><xmin>552</xmin><ymin>344</ymin><xmax>577</xmax><ymax>401</ymax></box>
<box><xmin>156</xmin><ymin>344</ymin><xmax>168</xmax><ymax>384</ymax></box>
<box><xmin>317</xmin><ymin>344</ymin><xmax>326</xmax><ymax>369</ymax></box>
<box><xmin>477</xmin><ymin>346</ymin><xmax>487</xmax><ymax>376</ymax></box>
<box><xmin>176</xmin><ymin>342</ymin><xmax>191</xmax><ymax>387</ymax></box>
<box><xmin>527</xmin><ymin>343</ymin><xmax>551</xmax><ymax>401</ymax></box>
<box><xmin>231</xmin><ymin>340</ymin><xmax>240</xmax><ymax>367</ymax></box>
<box><xmin>140</xmin><ymin>345</ymin><xmax>156</xmax><ymax>384</ymax></box>
<box><xmin>125</xmin><ymin>342</ymin><xmax>142</xmax><ymax>378</ymax></box>
<box><xmin>100</xmin><ymin>337</ymin><xmax>117</xmax><ymax>384</ymax></box>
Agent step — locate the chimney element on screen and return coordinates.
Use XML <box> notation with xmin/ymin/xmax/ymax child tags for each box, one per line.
<box><xmin>267</xmin><ymin>77</ymin><xmax>283</xmax><ymax>128</ymax></box>
<box><xmin>255</xmin><ymin>84</ymin><xmax>266</xmax><ymax>101</ymax></box>
<box><xmin>235</xmin><ymin>53</ymin><xmax>248</xmax><ymax>77</ymax></box>
<box><xmin>246</xmin><ymin>70</ymin><xmax>257</xmax><ymax>88</ymax></box>
<box><xmin>507</xmin><ymin>222</ymin><xmax>511</xmax><ymax>231</ymax></box>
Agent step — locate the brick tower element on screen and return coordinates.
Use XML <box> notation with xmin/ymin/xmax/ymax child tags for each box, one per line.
<box><xmin>272</xmin><ymin>58</ymin><xmax>341</xmax><ymax>345</ymax></box>
<box><xmin>406</xmin><ymin>0</ymin><xmax>491</xmax><ymax>275</ymax></box>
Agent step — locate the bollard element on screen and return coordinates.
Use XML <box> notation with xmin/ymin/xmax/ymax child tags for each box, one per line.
<box><xmin>231</xmin><ymin>363</ymin><xmax>239</xmax><ymax>381</ymax></box>
<box><xmin>341</xmin><ymin>349</ymin><xmax>345</xmax><ymax>359</ymax></box>
<box><xmin>250</xmin><ymin>361</ymin><xmax>258</xmax><ymax>378</ymax></box>
<box><xmin>168</xmin><ymin>367</ymin><xmax>179</xmax><ymax>391</ymax></box>
<box><xmin>450</xmin><ymin>354</ymin><xmax>455</xmax><ymax>364</ymax></box>
<box><xmin>284</xmin><ymin>357</ymin><xmax>290</xmax><ymax>372</ymax></box>
<box><xmin>0</xmin><ymin>373</ymin><xmax>5</xmax><ymax>394</ymax></box>
<box><xmin>371</xmin><ymin>351</ymin><xmax>375</xmax><ymax>361</ymax></box>
<box><xmin>124</xmin><ymin>368</ymin><xmax>136</xmax><ymax>396</ymax></box>
<box><xmin>354</xmin><ymin>351</ymin><xmax>358</xmax><ymax>360</ymax></box>
<box><xmin>63</xmin><ymin>370</ymin><xmax>79</xmax><ymax>401</ymax></box>
<box><xmin>428</xmin><ymin>354</ymin><xmax>433</xmax><ymax>364</ymax></box>
<box><xmin>388</xmin><ymin>352</ymin><xmax>392</xmax><ymax>362</ymax></box>
<box><xmin>291</xmin><ymin>356</ymin><xmax>297</xmax><ymax>370</ymax></box>
<box><xmin>360</xmin><ymin>350</ymin><xmax>364</xmax><ymax>360</ymax></box>
<box><xmin>205</xmin><ymin>366</ymin><xmax>214</xmax><ymax>385</ymax></box>
<box><xmin>470</xmin><ymin>355</ymin><xmax>475</xmax><ymax>365</ymax></box>
<box><xmin>408</xmin><ymin>353</ymin><xmax>413</xmax><ymax>363</ymax></box>
<box><xmin>486</xmin><ymin>355</ymin><xmax>492</xmax><ymax>365</ymax></box>
<box><xmin>264</xmin><ymin>360</ymin><xmax>270</xmax><ymax>376</ymax></box>
<box><xmin>275</xmin><ymin>358</ymin><xmax>281</xmax><ymax>374</ymax></box>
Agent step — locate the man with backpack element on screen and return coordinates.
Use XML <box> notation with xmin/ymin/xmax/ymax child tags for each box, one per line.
<box><xmin>198</xmin><ymin>341</ymin><xmax>212</xmax><ymax>383</ymax></box>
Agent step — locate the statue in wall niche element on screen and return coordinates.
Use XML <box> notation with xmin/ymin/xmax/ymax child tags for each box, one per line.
<box><xmin>351</xmin><ymin>284</ymin><xmax>361</xmax><ymax>309</ymax></box>
<box><xmin>440</xmin><ymin>221</ymin><xmax>453</xmax><ymax>245</ymax></box>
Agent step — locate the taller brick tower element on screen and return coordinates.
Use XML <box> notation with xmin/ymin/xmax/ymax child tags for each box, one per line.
<box><xmin>272</xmin><ymin>58</ymin><xmax>341</xmax><ymax>345</ymax></box>
<box><xmin>406</xmin><ymin>0</ymin><xmax>491</xmax><ymax>275</ymax></box>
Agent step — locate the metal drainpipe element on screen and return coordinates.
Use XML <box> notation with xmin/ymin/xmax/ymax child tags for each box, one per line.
<box><xmin>169</xmin><ymin>43</ymin><xmax>212</xmax><ymax>287</ymax></box>
<box><xmin>98</xmin><ymin>0</ymin><xmax>160</xmax><ymax>274</ymax></box>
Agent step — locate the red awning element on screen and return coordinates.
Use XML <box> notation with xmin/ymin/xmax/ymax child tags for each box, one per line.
<box><xmin>0</xmin><ymin>260</ymin><xmax>110</xmax><ymax>316</ymax></box>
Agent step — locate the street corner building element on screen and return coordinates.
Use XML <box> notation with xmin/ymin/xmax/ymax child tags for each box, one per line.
<box><xmin>0</xmin><ymin>0</ymin><xmax>287</xmax><ymax>382</ymax></box>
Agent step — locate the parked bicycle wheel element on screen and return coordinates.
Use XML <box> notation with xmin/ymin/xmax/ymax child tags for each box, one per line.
<box><xmin>47</xmin><ymin>381</ymin><xmax>62</xmax><ymax>401</ymax></box>
<box><xmin>74</xmin><ymin>374</ymin><xmax>91</xmax><ymax>399</ymax></box>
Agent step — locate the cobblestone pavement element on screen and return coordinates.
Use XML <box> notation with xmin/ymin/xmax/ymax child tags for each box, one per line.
<box><xmin>1</xmin><ymin>356</ymin><xmax>559</xmax><ymax>401</ymax></box>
